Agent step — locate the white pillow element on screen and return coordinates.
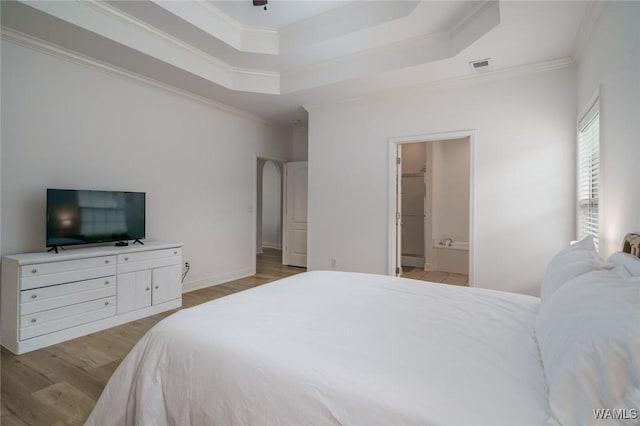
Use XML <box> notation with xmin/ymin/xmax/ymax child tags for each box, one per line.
<box><xmin>541</xmin><ymin>236</ymin><xmax>608</xmax><ymax>301</ymax></box>
<box><xmin>535</xmin><ymin>266</ymin><xmax>640</xmax><ymax>426</ymax></box>
<box><xmin>608</xmin><ymin>252</ymin><xmax>640</xmax><ymax>276</ymax></box>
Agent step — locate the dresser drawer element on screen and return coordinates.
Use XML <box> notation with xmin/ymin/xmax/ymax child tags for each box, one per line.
<box><xmin>20</xmin><ymin>297</ymin><xmax>116</xmax><ymax>340</ymax></box>
<box><xmin>20</xmin><ymin>265</ymin><xmax>116</xmax><ymax>291</ymax></box>
<box><xmin>21</xmin><ymin>256</ymin><xmax>116</xmax><ymax>277</ymax></box>
<box><xmin>118</xmin><ymin>248</ymin><xmax>181</xmax><ymax>274</ymax></box>
<box><xmin>118</xmin><ymin>248</ymin><xmax>181</xmax><ymax>264</ymax></box>
<box><xmin>21</xmin><ymin>277</ymin><xmax>116</xmax><ymax>315</ymax></box>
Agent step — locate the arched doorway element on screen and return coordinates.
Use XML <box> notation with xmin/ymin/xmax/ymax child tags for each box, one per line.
<box><xmin>261</xmin><ymin>160</ymin><xmax>282</xmax><ymax>251</ymax></box>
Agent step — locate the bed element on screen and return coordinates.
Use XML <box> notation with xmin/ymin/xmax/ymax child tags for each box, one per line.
<box><xmin>86</xmin><ymin>238</ymin><xmax>640</xmax><ymax>426</ymax></box>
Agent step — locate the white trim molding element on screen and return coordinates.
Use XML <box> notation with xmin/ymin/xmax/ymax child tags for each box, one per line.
<box><xmin>153</xmin><ymin>0</ymin><xmax>279</xmax><ymax>55</ymax></box>
<box><xmin>7</xmin><ymin>0</ymin><xmax>499</xmax><ymax>97</ymax></box>
<box><xmin>18</xmin><ymin>0</ymin><xmax>281</xmax><ymax>94</ymax></box>
<box><xmin>305</xmin><ymin>57</ymin><xmax>574</xmax><ymax>112</ymax></box>
<box><xmin>182</xmin><ymin>267</ymin><xmax>256</xmax><ymax>293</ymax></box>
<box><xmin>571</xmin><ymin>0</ymin><xmax>606</xmax><ymax>61</ymax></box>
<box><xmin>0</xmin><ymin>28</ymin><xmax>282</xmax><ymax>128</ymax></box>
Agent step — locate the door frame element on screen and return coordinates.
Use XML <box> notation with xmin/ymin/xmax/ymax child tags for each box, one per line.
<box><xmin>387</xmin><ymin>130</ymin><xmax>476</xmax><ymax>285</ymax></box>
<box><xmin>252</xmin><ymin>154</ymin><xmax>287</xmax><ymax>273</ymax></box>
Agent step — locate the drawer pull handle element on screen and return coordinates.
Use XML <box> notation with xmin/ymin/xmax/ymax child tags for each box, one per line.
<box><xmin>31</xmin><ymin>294</ymin><xmax>38</xmax><ymax>299</ymax></box>
<box><xmin>173</xmin><ymin>251</ymin><xmax>177</xmax><ymax>255</ymax></box>
<box><xmin>124</xmin><ymin>257</ymin><xmax>129</xmax><ymax>261</ymax></box>
<box><xmin>104</xmin><ymin>301</ymin><xmax>109</xmax><ymax>306</ymax></box>
<box><xmin>146</xmin><ymin>287</ymin><xmax>150</xmax><ymax>291</ymax></box>
<box><xmin>105</xmin><ymin>260</ymin><xmax>110</xmax><ymax>264</ymax></box>
<box><xmin>31</xmin><ymin>318</ymin><xmax>37</xmax><ymax>323</ymax></box>
<box><xmin>31</xmin><ymin>269</ymin><xmax>37</xmax><ymax>274</ymax></box>
<box><xmin>105</xmin><ymin>281</ymin><xmax>110</xmax><ymax>285</ymax></box>
<box><xmin>155</xmin><ymin>285</ymin><xmax>159</xmax><ymax>289</ymax></box>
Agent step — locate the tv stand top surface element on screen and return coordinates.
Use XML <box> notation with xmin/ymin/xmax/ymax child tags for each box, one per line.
<box><xmin>4</xmin><ymin>241</ymin><xmax>183</xmax><ymax>265</ymax></box>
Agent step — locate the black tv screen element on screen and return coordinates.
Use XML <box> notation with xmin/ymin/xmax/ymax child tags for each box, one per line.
<box><xmin>46</xmin><ymin>189</ymin><xmax>145</xmax><ymax>247</ymax></box>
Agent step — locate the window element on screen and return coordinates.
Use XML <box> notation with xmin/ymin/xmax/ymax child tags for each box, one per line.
<box><xmin>577</xmin><ymin>99</ymin><xmax>600</xmax><ymax>248</ymax></box>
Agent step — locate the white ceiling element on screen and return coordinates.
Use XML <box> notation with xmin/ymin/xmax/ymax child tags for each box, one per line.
<box><xmin>211</xmin><ymin>0</ymin><xmax>354</xmax><ymax>29</ymax></box>
<box><xmin>1</xmin><ymin>1</ymin><xmax>589</xmax><ymax>126</ymax></box>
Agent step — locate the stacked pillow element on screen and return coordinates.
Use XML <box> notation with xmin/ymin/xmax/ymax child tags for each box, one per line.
<box><xmin>539</xmin><ymin>236</ymin><xmax>611</xmax><ymax>301</ymax></box>
<box><xmin>535</xmin><ymin>237</ymin><xmax>640</xmax><ymax>426</ymax></box>
<box><xmin>608</xmin><ymin>251</ymin><xmax>640</xmax><ymax>276</ymax></box>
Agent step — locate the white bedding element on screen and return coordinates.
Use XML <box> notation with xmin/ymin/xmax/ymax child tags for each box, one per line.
<box><xmin>86</xmin><ymin>271</ymin><xmax>550</xmax><ymax>425</ymax></box>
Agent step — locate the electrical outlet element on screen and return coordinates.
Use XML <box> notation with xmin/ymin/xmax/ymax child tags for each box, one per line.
<box><xmin>330</xmin><ymin>258</ymin><xmax>337</xmax><ymax>268</ymax></box>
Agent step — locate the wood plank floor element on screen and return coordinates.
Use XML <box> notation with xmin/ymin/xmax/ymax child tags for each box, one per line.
<box><xmin>0</xmin><ymin>249</ymin><xmax>304</xmax><ymax>426</ymax></box>
<box><xmin>401</xmin><ymin>267</ymin><xmax>469</xmax><ymax>286</ymax></box>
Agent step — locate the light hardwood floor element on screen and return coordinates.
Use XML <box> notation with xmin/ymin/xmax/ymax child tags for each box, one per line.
<box><xmin>401</xmin><ymin>267</ymin><xmax>469</xmax><ymax>286</ymax></box>
<box><xmin>0</xmin><ymin>249</ymin><xmax>304</xmax><ymax>426</ymax></box>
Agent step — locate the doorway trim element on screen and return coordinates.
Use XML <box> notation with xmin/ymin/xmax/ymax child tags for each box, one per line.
<box><xmin>388</xmin><ymin>130</ymin><xmax>476</xmax><ymax>285</ymax></box>
<box><xmin>253</xmin><ymin>153</ymin><xmax>287</xmax><ymax>273</ymax></box>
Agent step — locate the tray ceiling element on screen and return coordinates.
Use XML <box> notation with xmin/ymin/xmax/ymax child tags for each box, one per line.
<box><xmin>1</xmin><ymin>1</ymin><xmax>589</xmax><ymax>125</ymax></box>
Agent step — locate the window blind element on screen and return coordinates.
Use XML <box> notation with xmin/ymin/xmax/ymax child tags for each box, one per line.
<box><xmin>577</xmin><ymin>101</ymin><xmax>599</xmax><ymax>248</ymax></box>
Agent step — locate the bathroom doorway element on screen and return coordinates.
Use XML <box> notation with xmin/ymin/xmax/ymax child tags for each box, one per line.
<box><xmin>389</xmin><ymin>131</ymin><xmax>474</xmax><ymax>286</ymax></box>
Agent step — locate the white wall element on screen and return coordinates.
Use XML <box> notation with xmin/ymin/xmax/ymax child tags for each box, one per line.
<box><xmin>431</xmin><ymin>138</ymin><xmax>469</xmax><ymax>243</ymax></box>
<box><xmin>576</xmin><ymin>1</ymin><xmax>640</xmax><ymax>257</ymax></box>
<box><xmin>261</xmin><ymin>160</ymin><xmax>281</xmax><ymax>249</ymax></box>
<box><xmin>291</xmin><ymin>126</ymin><xmax>309</xmax><ymax>161</ymax></box>
<box><xmin>1</xmin><ymin>40</ymin><xmax>290</xmax><ymax>291</ymax></box>
<box><xmin>308</xmin><ymin>67</ymin><xmax>576</xmax><ymax>296</ymax></box>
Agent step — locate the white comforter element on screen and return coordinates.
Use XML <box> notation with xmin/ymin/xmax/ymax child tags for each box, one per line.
<box><xmin>86</xmin><ymin>271</ymin><xmax>550</xmax><ymax>426</ymax></box>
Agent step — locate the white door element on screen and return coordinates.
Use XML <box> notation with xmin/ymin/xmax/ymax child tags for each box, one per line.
<box><xmin>396</xmin><ymin>146</ymin><xmax>402</xmax><ymax>276</ymax></box>
<box><xmin>283</xmin><ymin>161</ymin><xmax>308</xmax><ymax>267</ymax></box>
<box><xmin>423</xmin><ymin>143</ymin><xmax>433</xmax><ymax>270</ymax></box>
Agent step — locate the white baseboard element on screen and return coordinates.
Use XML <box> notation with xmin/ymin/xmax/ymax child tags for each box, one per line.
<box><xmin>182</xmin><ymin>267</ymin><xmax>255</xmax><ymax>293</ymax></box>
<box><xmin>401</xmin><ymin>256</ymin><xmax>424</xmax><ymax>268</ymax></box>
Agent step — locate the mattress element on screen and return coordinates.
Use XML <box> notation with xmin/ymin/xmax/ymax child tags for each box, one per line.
<box><xmin>86</xmin><ymin>271</ymin><xmax>550</xmax><ymax>425</ymax></box>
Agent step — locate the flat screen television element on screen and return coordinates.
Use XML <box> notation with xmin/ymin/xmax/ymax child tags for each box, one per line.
<box><xmin>46</xmin><ymin>189</ymin><xmax>145</xmax><ymax>248</ymax></box>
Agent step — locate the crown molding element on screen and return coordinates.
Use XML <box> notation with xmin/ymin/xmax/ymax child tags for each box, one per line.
<box><xmin>155</xmin><ymin>0</ymin><xmax>279</xmax><ymax>55</ymax></box>
<box><xmin>0</xmin><ymin>27</ymin><xmax>283</xmax><ymax>129</ymax></box>
<box><xmin>194</xmin><ymin>0</ymin><xmax>244</xmax><ymax>31</ymax></box>
<box><xmin>279</xmin><ymin>0</ymin><xmax>419</xmax><ymax>53</ymax></box>
<box><xmin>233</xmin><ymin>67</ymin><xmax>280</xmax><ymax>93</ymax></box>
<box><xmin>450</xmin><ymin>0</ymin><xmax>496</xmax><ymax>36</ymax></box>
<box><xmin>85</xmin><ymin>0</ymin><xmax>232</xmax><ymax>69</ymax></box>
<box><xmin>571</xmin><ymin>0</ymin><xmax>606</xmax><ymax>61</ymax></box>
<box><xmin>304</xmin><ymin>57</ymin><xmax>575</xmax><ymax>112</ymax></box>
<box><xmin>281</xmin><ymin>1</ymin><xmax>498</xmax><ymax>93</ymax></box>
<box><xmin>282</xmin><ymin>30</ymin><xmax>452</xmax><ymax>93</ymax></box>
<box><xmin>19</xmin><ymin>0</ymin><xmax>282</xmax><ymax>94</ymax></box>
<box><xmin>8</xmin><ymin>0</ymin><xmax>498</xmax><ymax>97</ymax></box>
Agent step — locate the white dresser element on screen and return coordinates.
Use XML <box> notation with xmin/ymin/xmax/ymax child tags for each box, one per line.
<box><xmin>1</xmin><ymin>241</ymin><xmax>183</xmax><ymax>354</ymax></box>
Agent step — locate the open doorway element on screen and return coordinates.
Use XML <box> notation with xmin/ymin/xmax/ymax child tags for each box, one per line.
<box><xmin>389</xmin><ymin>131</ymin><xmax>475</xmax><ymax>286</ymax></box>
<box><xmin>256</xmin><ymin>157</ymin><xmax>285</xmax><ymax>269</ymax></box>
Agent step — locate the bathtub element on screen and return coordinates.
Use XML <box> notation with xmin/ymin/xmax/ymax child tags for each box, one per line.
<box><xmin>431</xmin><ymin>239</ymin><xmax>469</xmax><ymax>274</ymax></box>
<box><xmin>434</xmin><ymin>241</ymin><xmax>469</xmax><ymax>251</ymax></box>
